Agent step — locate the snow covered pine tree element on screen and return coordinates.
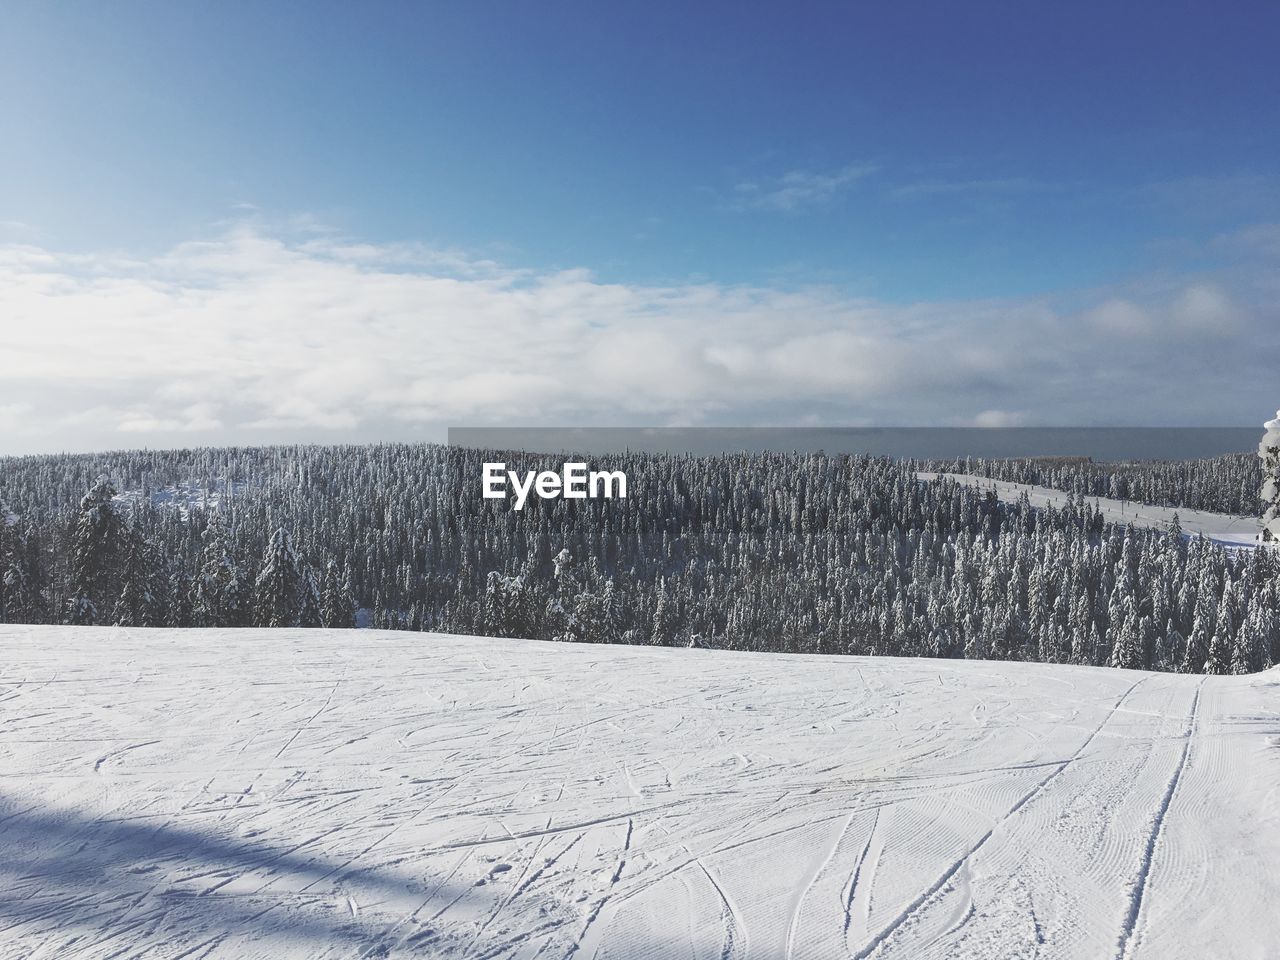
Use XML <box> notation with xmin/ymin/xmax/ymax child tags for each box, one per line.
<box><xmin>253</xmin><ymin>527</ymin><xmax>303</xmax><ymax>627</ymax></box>
<box><xmin>65</xmin><ymin>477</ymin><xmax>124</xmax><ymax>626</ymax></box>
<box><xmin>1261</xmin><ymin>409</ymin><xmax>1280</xmax><ymax>542</ymax></box>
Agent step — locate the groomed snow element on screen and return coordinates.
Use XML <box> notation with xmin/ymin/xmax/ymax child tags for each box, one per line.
<box><xmin>918</xmin><ymin>472</ymin><xmax>1263</xmax><ymax>548</ymax></box>
<box><xmin>1</xmin><ymin>627</ymin><xmax>1277</xmax><ymax>959</ymax></box>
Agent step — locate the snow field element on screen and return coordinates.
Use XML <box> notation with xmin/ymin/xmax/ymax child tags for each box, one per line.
<box><xmin>0</xmin><ymin>627</ymin><xmax>1277</xmax><ymax>959</ymax></box>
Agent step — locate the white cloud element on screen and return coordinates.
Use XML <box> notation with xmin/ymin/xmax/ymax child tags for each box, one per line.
<box><xmin>970</xmin><ymin>409</ymin><xmax>1028</xmax><ymax>428</ymax></box>
<box><xmin>0</xmin><ymin>402</ymin><xmax>34</xmax><ymax>434</ymax></box>
<box><xmin>1173</xmin><ymin>284</ymin><xmax>1238</xmax><ymax>333</ymax></box>
<box><xmin>889</xmin><ymin>178</ymin><xmax>1056</xmax><ymax>201</ymax></box>
<box><xmin>1083</xmin><ymin>298</ymin><xmax>1154</xmax><ymax>338</ymax></box>
<box><xmin>730</xmin><ymin>164</ymin><xmax>878</xmax><ymax>212</ymax></box>
<box><xmin>0</xmin><ymin>223</ymin><xmax>1275</xmax><ymax>454</ymax></box>
<box><xmin>117</xmin><ymin>403</ymin><xmax>224</xmax><ymax>434</ymax></box>
<box><xmin>1212</xmin><ymin>223</ymin><xmax>1280</xmax><ymax>261</ymax></box>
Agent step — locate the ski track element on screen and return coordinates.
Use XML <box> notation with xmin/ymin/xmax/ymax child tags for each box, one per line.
<box><xmin>849</xmin><ymin>677</ymin><xmax>1149</xmax><ymax>959</ymax></box>
<box><xmin>1116</xmin><ymin>678</ymin><xmax>1204</xmax><ymax>960</ymax></box>
<box><xmin>0</xmin><ymin>626</ymin><xmax>1276</xmax><ymax>959</ymax></box>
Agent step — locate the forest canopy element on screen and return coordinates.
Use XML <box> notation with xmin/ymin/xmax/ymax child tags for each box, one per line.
<box><xmin>0</xmin><ymin>444</ymin><xmax>1274</xmax><ymax>675</ymax></box>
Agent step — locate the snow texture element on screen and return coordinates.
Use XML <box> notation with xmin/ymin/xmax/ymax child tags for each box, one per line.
<box><xmin>919</xmin><ymin>472</ymin><xmax>1263</xmax><ymax>549</ymax></box>
<box><xmin>1</xmin><ymin>626</ymin><xmax>1277</xmax><ymax>959</ymax></box>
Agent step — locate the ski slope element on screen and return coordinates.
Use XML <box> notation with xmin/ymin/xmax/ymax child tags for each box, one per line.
<box><xmin>1</xmin><ymin>627</ymin><xmax>1277</xmax><ymax>960</ymax></box>
<box><xmin>919</xmin><ymin>472</ymin><xmax>1263</xmax><ymax>548</ymax></box>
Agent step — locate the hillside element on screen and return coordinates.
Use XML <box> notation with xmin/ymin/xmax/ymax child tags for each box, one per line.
<box><xmin>1</xmin><ymin>627</ymin><xmax>1277</xmax><ymax>959</ymax></box>
<box><xmin>920</xmin><ymin>472</ymin><xmax>1262</xmax><ymax>548</ymax></box>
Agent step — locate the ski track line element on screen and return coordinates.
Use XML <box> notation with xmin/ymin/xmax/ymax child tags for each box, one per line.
<box><xmin>272</xmin><ymin>678</ymin><xmax>342</xmax><ymax>760</ymax></box>
<box><xmin>697</xmin><ymin>857</ymin><xmax>747</xmax><ymax>960</ymax></box>
<box><xmin>92</xmin><ymin>739</ymin><xmax>161</xmax><ymax>774</ymax></box>
<box><xmin>785</xmin><ymin>810</ymin><xmax>856</xmax><ymax>960</ymax></box>
<box><xmin>431</xmin><ymin>801</ymin><xmax>681</xmax><ymax>855</ymax></box>
<box><xmin>562</xmin><ymin>819</ymin><xmax>632</xmax><ymax>960</ymax></box>
<box><xmin>459</xmin><ymin>820</ymin><xmax>562</xmax><ymax>960</ymax></box>
<box><xmin>843</xmin><ymin>808</ymin><xmax>882</xmax><ymax>945</ymax></box>
<box><xmin>1115</xmin><ymin>677</ymin><xmax>1205</xmax><ymax>960</ymax></box>
<box><xmin>354</xmin><ymin>843</ymin><xmax>480</xmax><ymax>960</ymax></box>
<box><xmin>850</xmin><ymin>675</ymin><xmax>1148</xmax><ymax>960</ymax></box>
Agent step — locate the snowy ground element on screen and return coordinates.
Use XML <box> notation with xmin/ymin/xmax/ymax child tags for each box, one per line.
<box><xmin>1</xmin><ymin>628</ymin><xmax>1278</xmax><ymax>960</ymax></box>
<box><xmin>918</xmin><ymin>472</ymin><xmax>1263</xmax><ymax>548</ymax></box>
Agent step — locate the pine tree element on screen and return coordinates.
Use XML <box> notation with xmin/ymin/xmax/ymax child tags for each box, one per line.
<box><xmin>191</xmin><ymin>514</ymin><xmax>246</xmax><ymax>627</ymax></box>
<box><xmin>137</xmin><ymin>540</ymin><xmax>170</xmax><ymax>626</ymax></box>
<box><xmin>0</xmin><ymin>500</ymin><xmax>12</xmax><ymax>623</ymax></box>
<box><xmin>1161</xmin><ymin>619</ymin><xmax>1184</xmax><ymax>673</ymax></box>
<box><xmin>650</xmin><ymin>579</ymin><xmax>678</xmax><ymax>646</ymax></box>
<box><xmin>320</xmin><ymin>559</ymin><xmax>357</xmax><ymax>628</ymax></box>
<box><xmin>1109</xmin><ymin>598</ymin><xmax>1144</xmax><ymax>670</ymax></box>
<box><xmin>253</xmin><ymin>527</ymin><xmax>302</xmax><ymax>627</ymax></box>
<box><xmin>1205</xmin><ymin>627</ymin><xmax>1231</xmax><ymax>675</ymax></box>
<box><xmin>600</xmin><ymin>578</ymin><xmax>623</xmax><ymax>646</ymax></box>
<box><xmin>1180</xmin><ymin>585</ymin><xmax>1215</xmax><ymax>674</ymax></box>
<box><xmin>2</xmin><ymin>542</ymin><xmax>34</xmax><ymax>624</ymax></box>
<box><xmin>64</xmin><ymin>477</ymin><xmax>124</xmax><ymax>625</ymax></box>
<box><xmin>167</xmin><ymin>571</ymin><xmax>193</xmax><ymax>627</ymax></box>
<box><xmin>298</xmin><ymin>566</ymin><xmax>322</xmax><ymax>628</ymax></box>
<box><xmin>113</xmin><ymin>525</ymin><xmax>155</xmax><ymax>627</ymax></box>
<box><xmin>1231</xmin><ymin>608</ymin><xmax>1264</xmax><ymax>675</ymax></box>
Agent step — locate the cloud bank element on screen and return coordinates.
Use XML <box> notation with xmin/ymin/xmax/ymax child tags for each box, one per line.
<box><xmin>0</xmin><ymin>224</ymin><xmax>1276</xmax><ymax>453</ymax></box>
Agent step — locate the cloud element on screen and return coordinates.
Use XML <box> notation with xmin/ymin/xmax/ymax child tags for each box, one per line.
<box><xmin>969</xmin><ymin>409</ymin><xmax>1028</xmax><ymax>428</ymax></box>
<box><xmin>1173</xmin><ymin>284</ymin><xmax>1239</xmax><ymax>333</ymax></box>
<box><xmin>0</xmin><ymin>402</ymin><xmax>34</xmax><ymax>434</ymax></box>
<box><xmin>889</xmin><ymin>178</ymin><xmax>1057</xmax><ymax>201</ymax></box>
<box><xmin>1083</xmin><ymin>298</ymin><xmax>1154</xmax><ymax>338</ymax></box>
<box><xmin>0</xmin><ymin>223</ymin><xmax>1275</xmax><ymax>454</ymax></box>
<box><xmin>1142</xmin><ymin>173</ymin><xmax>1280</xmax><ymax>221</ymax></box>
<box><xmin>1212</xmin><ymin>223</ymin><xmax>1280</xmax><ymax>261</ymax></box>
<box><xmin>729</xmin><ymin>164</ymin><xmax>878</xmax><ymax>212</ymax></box>
<box><xmin>117</xmin><ymin>403</ymin><xmax>224</xmax><ymax>434</ymax></box>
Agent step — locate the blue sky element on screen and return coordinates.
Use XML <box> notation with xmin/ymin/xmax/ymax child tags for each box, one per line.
<box><xmin>2</xmin><ymin>2</ymin><xmax>1279</xmax><ymax>451</ymax></box>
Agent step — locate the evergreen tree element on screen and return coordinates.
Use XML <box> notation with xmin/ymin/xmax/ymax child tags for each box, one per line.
<box><xmin>1109</xmin><ymin>598</ymin><xmax>1144</xmax><ymax>670</ymax></box>
<box><xmin>298</xmin><ymin>567</ymin><xmax>322</xmax><ymax>628</ymax></box>
<box><xmin>0</xmin><ymin>500</ymin><xmax>12</xmax><ymax>622</ymax></box>
<box><xmin>1161</xmin><ymin>619</ymin><xmax>1183</xmax><ymax>673</ymax></box>
<box><xmin>2</xmin><ymin>541</ymin><xmax>34</xmax><ymax>624</ymax></box>
<box><xmin>191</xmin><ymin>514</ymin><xmax>247</xmax><ymax>627</ymax></box>
<box><xmin>1205</xmin><ymin>628</ymin><xmax>1232</xmax><ymax>675</ymax></box>
<box><xmin>320</xmin><ymin>559</ymin><xmax>358</xmax><ymax>628</ymax></box>
<box><xmin>113</xmin><ymin>524</ymin><xmax>162</xmax><ymax>627</ymax></box>
<box><xmin>253</xmin><ymin>527</ymin><xmax>302</xmax><ymax>627</ymax></box>
<box><xmin>650</xmin><ymin>579</ymin><xmax>678</xmax><ymax>646</ymax></box>
<box><xmin>167</xmin><ymin>570</ymin><xmax>194</xmax><ymax>627</ymax></box>
<box><xmin>1180</xmin><ymin>586</ymin><xmax>1215</xmax><ymax>674</ymax></box>
<box><xmin>64</xmin><ymin>477</ymin><xmax>124</xmax><ymax>625</ymax></box>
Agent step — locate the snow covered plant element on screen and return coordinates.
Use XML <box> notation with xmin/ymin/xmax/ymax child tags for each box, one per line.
<box><xmin>1261</xmin><ymin>410</ymin><xmax>1280</xmax><ymax>543</ymax></box>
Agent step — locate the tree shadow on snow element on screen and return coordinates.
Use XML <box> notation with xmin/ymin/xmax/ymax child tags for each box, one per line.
<box><xmin>0</xmin><ymin>793</ymin><xmax>766</xmax><ymax>959</ymax></box>
<box><xmin>0</xmin><ymin>795</ymin><xmax>482</xmax><ymax>957</ymax></box>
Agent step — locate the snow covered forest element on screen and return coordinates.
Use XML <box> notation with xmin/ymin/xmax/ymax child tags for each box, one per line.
<box><xmin>0</xmin><ymin>444</ymin><xmax>1275</xmax><ymax>675</ymax></box>
<box><xmin>919</xmin><ymin>452</ymin><xmax>1260</xmax><ymax>515</ymax></box>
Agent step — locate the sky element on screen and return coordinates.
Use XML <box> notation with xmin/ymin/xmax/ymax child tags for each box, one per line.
<box><xmin>2</xmin><ymin>1</ymin><xmax>1279</xmax><ymax>453</ymax></box>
